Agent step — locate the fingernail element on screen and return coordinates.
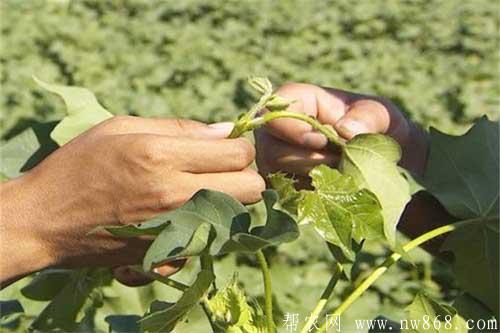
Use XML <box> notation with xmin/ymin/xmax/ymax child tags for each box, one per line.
<box><xmin>302</xmin><ymin>132</ymin><xmax>328</xmax><ymax>149</ymax></box>
<box><xmin>209</xmin><ymin>122</ymin><xmax>234</xmax><ymax>131</ymax></box>
<box><xmin>207</xmin><ymin>122</ymin><xmax>234</xmax><ymax>137</ymax></box>
<box><xmin>337</xmin><ymin>119</ymin><xmax>369</xmax><ymax>138</ymax></box>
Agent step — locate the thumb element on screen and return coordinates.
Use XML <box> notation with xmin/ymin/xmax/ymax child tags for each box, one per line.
<box><xmin>335</xmin><ymin>100</ymin><xmax>390</xmax><ymax>140</ymax></box>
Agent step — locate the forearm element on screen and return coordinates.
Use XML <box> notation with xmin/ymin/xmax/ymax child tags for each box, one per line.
<box><xmin>0</xmin><ymin>173</ymin><xmax>54</xmax><ymax>287</ymax></box>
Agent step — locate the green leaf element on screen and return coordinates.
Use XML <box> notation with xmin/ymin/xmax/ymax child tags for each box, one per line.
<box><xmin>21</xmin><ymin>269</ymin><xmax>73</xmax><ymax>301</ymax></box>
<box><xmin>140</xmin><ymin>190</ymin><xmax>298</xmax><ymax>271</ymax></box>
<box><xmin>268</xmin><ymin>172</ymin><xmax>301</xmax><ymax>214</ymax></box>
<box><xmin>299</xmin><ymin>165</ymin><xmax>384</xmax><ymax>261</ymax></box>
<box><xmin>340</xmin><ymin>134</ymin><xmax>411</xmax><ymax>245</ymax></box>
<box><xmin>368</xmin><ymin>315</ymin><xmax>401</xmax><ymax>333</ymax></box>
<box><xmin>300</xmin><ymin>191</ymin><xmax>354</xmax><ymax>260</ymax></box>
<box><xmin>100</xmin><ymin>214</ymin><xmax>170</xmax><ymax>238</ymax></box>
<box><xmin>0</xmin><ymin>122</ymin><xmax>58</xmax><ymax>179</ymax></box>
<box><xmin>442</xmin><ymin>219</ymin><xmax>499</xmax><ymax>316</ymax></box>
<box><xmin>247</xmin><ymin>77</ymin><xmax>273</xmax><ymax>95</ymax></box>
<box><xmin>0</xmin><ymin>300</ymin><xmax>24</xmax><ymax>319</ymax></box>
<box><xmin>206</xmin><ymin>275</ymin><xmax>266</xmax><ymax>332</ymax></box>
<box><xmin>310</xmin><ymin>165</ymin><xmax>385</xmax><ymax>242</ymax></box>
<box><xmin>424</xmin><ymin>116</ymin><xmax>499</xmax><ymax>219</ymax></box>
<box><xmin>34</xmin><ymin>77</ymin><xmax>113</xmax><ymax>145</ymax></box>
<box><xmin>139</xmin><ymin>269</ymin><xmax>214</xmax><ymax>332</ymax></box>
<box><xmin>30</xmin><ymin>268</ymin><xmax>112</xmax><ymax>331</ymax></box>
<box><xmin>453</xmin><ymin>293</ymin><xmax>496</xmax><ymax>322</ymax></box>
<box><xmin>403</xmin><ymin>293</ymin><xmax>467</xmax><ymax>333</ymax></box>
<box><xmin>105</xmin><ymin>315</ymin><xmax>141</xmax><ymax>333</ymax></box>
<box><xmin>265</xmin><ymin>94</ymin><xmax>293</xmax><ymax>111</ymax></box>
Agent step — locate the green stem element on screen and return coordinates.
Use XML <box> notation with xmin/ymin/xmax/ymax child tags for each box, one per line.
<box><xmin>200</xmin><ymin>254</ymin><xmax>218</xmax><ymax>294</ymax></box>
<box><xmin>256</xmin><ymin>250</ymin><xmax>275</xmax><ymax>332</ymax></box>
<box><xmin>318</xmin><ymin>217</ymin><xmax>491</xmax><ymax>332</ymax></box>
<box><xmin>234</xmin><ymin>110</ymin><xmax>347</xmax><ymax>147</ymax></box>
<box><xmin>129</xmin><ymin>266</ymin><xmax>189</xmax><ymax>292</ymax></box>
<box><xmin>201</xmin><ymin>298</ymin><xmax>219</xmax><ymax>332</ymax></box>
<box><xmin>229</xmin><ymin>91</ymin><xmax>272</xmax><ymax>138</ymax></box>
<box><xmin>300</xmin><ymin>263</ymin><xmax>343</xmax><ymax>333</ymax></box>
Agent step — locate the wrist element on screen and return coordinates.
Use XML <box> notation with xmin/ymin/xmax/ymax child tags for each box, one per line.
<box><xmin>0</xmin><ymin>172</ymin><xmax>55</xmax><ymax>285</ymax></box>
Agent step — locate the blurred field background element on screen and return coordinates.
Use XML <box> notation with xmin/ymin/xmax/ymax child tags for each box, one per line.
<box><xmin>1</xmin><ymin>0</ymin><xmax>499</xmax><ymax>332</ymax></box>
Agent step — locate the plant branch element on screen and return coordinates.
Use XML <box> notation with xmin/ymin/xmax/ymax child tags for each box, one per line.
<box><xmin>256</xmin><ymin>250</ymin><xmax>275</xmax><ymax>333</ymax></box>
<box><xmin>201</xmin><ymin>298</ymin><xmax>219</xmax><ymax>333</ymax></box>
<box><xmin>317</xmin><ymin>217</ymin><xmax>493</xmax><ymax>332</ymax></box>
<box><xmin>300</xmin><ymin>263</ymin><xmax>343</xmax><ymax>333</ymax></box>
<box><xmin>236</xmin><ymin>110</ymin><xmax>347</xmax><ymax>147</ymax></box>
<box><xmin>229</xmin><ymin>91</ymin><xmax>272</xmax><ymax>138</ymax></box>
<box><xmin>200</xmin><ymin>253</ymin><xmax>218</xmax><ymax>295</ymax></box>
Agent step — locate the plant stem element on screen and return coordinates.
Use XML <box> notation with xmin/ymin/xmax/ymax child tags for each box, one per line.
<box><xmin>317</xmin><ymin>217</ymin><xmax>492</xmax><ymax>332</ymax></box>
<box><xmin>300</xmin><ymin>263</ymin><xmax>343</xmax><ymax>333</ymax></box>
<box><xmin>229</xmin><ymin>91</ymin><xmax>272</xmax><ymax>138</ymax></box>
<box><xmin>242</xmin><ymin>111</ymin><xmax>347</xmax><ymax>147</ymax></box>
<box><xmin>200</xmin><ymin>253</ymin><xmax>218</xmax><ymax>294</ymax></box>
<box><xmin>201</xmin><ymin>298</ymin><xmax>219</xmax><ymax>332</ymax></box>
<box><xmin>256</xmin><ymin>250</ymin><xmax>275</xmax><ymax>333</ymax></box>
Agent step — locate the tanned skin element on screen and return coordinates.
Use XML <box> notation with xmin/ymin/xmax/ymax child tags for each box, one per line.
<box><xmin>1</xmin><ymin>83</ymin><xmax>451</xmax><ymax>287</ymax></box>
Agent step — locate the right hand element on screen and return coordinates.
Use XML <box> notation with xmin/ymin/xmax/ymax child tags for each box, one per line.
<box><xmin>1</xmin><ymin>116</ymin><xmax>264</xmax><ymax>283</ymax></box>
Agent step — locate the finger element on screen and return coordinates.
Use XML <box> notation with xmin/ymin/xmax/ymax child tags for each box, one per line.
<box><xmin>263</xmin><ymin>83</ymin><xmax>349</xmax><ymax>150</ymax></box>
<box><xmin>335</xmin><ymin>98</ymin><xmax>410</xmax><ymax>143</ymax></box>
<box><xmin>178</xmin><ymin>168</ymin><xmax>265</xmax><ymax>204</ymax></box>
<box><xmin>113</xmin><ymin>266</ymin><xmax>153</xmax><ymax>287</ymax></box>
<box><xmin>160</xmin><ymin>136</ymin><xmax>256</xmax><ymax>173</ymax></box>
<box><xmin>255</xmin><ymin>128</ymin><xmax>338</xmax><ymax>176</ymax></box>
<box><xmin>153</xmin><ymin>259</ymin><xmax>186</xmax><ymax>275</ymax></box>
<box><xmin>94</xmin><ymin>115</ymin><xmax>234</xmax><ymax>139</ymax></box>
<box><xmin>112</xmin><ymin>260</ymin><xmax>185</xmax><ymax>287</ymax></box>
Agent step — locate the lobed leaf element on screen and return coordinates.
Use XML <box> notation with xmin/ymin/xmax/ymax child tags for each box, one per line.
<box><xmin>21</xmin><ymin>269</ymin><xmax>73</xmax><ymax>301</ymax></box>
<box><xmin>34</xmin><ymin>77</ymin><xmax>113</xmax><ymax>145</ymax></box>
<box><xmin>139</xmin><ymin>269</ymin><xmax>214</xmax><ymax>332</ymax></box>
<box><xmin>206</xmin><ymin>275</ymin><xmax>266</xmax><ymax>332</ymax></box>
<box><xmin>403</xmin><ymin>293</ymin><xmax>467</xmax><ymax>333</ymax></box>
<box><xmin>267</xmin><ymin>173</ymin><xmax>301</xmax><ymax>214</ymax></box>
<box><xmin>339</xmin><ymin>134</ymin><xmax>411</xmax><ymax>246</ymax></box>
<box><xmin>299</xmin><ymin>166</ymin><xmax>384</xmax><ymax>263</ymax></box>
<box><xmin>142</xmin><ymin>190</ymin><xmax>298</xmax><ymax>271</ymax></box>
<box><xmin>442</xmin><ymin>219</ymin><xmax>499</xmax><ymax>316</ymax></box>
<box><xmin>424</xmin><ymin>116</ymin><xmax>499</xmax><ymax>219</ymax></box>
<box><xmin>0</xmin><ymin>122</ymin><xmax>58</xmax><ymax>179</ymax></box>
<box><xmin>29</xmin><ymin>268</ymin><xmax>112</xmax><ymax>331</ymax></box>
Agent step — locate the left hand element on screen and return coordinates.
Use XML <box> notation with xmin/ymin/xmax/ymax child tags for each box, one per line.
<box><xmin>255</xmin><ymin>82</ymin><xmax>428</xmax><ymax>186</ymax></box>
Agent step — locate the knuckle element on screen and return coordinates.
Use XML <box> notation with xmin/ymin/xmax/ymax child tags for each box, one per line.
<box><xmin>129</xmin><ymin>136</ymin><xmax>163</xmax><ymax>165</ymax></box>
<box><xmin>153</xmin><ymin>189</ymin><xmax>176</xmax><ymax>211</ymax></box>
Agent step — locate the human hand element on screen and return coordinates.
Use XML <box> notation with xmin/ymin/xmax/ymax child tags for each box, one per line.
<box><xmin>255</xmin><ymin>83</ymin><xmax>428</xmax><ymax>186</ymax></box>
<box><xmin>0</xmin><ymin>116</ymin><xmax>264</xmax><ymax>284</ymax></box>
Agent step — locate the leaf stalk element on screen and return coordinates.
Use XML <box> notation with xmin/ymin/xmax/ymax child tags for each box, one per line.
<box><xmin>300</xmin><ymin>263</ymin><xmax>343</xmax><ymax>333</ymax></box>
<box><xmin>256</xmin><ymin>250</ymin><xmax>275</xmax><ymax>333</ymax></box>
<box><xmin>317</xmin><ymin>216</ymin><xmax>495</xmax><ymax>332</ymax></box>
